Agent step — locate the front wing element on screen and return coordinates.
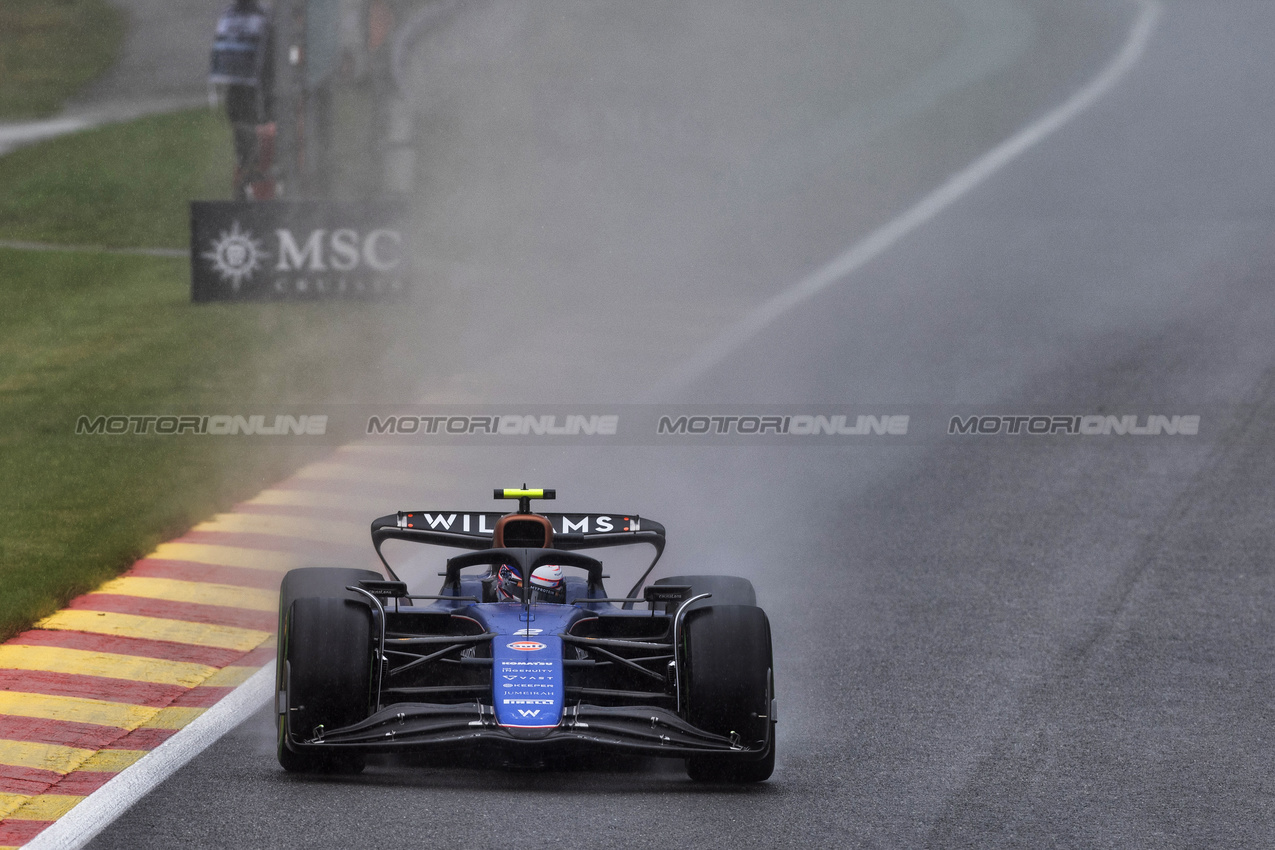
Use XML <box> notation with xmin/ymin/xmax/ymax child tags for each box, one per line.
<box><xmin>283</xmin><ymin>701</ymin><xmax>772</xmax><ymax>760</ymax></box>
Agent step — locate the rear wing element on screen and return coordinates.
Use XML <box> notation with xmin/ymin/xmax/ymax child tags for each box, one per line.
<box><xmin>370</xmin><ymin>511</ymin><xmax>666</xmax><ymax>595</ymax></box>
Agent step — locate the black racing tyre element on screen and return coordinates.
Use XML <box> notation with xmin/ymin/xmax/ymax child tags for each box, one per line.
<box><xmin>655</xmin><ymin>574</ymin><xmax>756</xmax><ymax>611</ymax></box>
<box><xmin>278</xmin><ymin>567</ymin><xmax>384</xmax><ymax>626</ymax></box>
<box><xmin>682</xmin><ymin>604</ymin><xmax>775</xmax><ymax>783</ymax></box>
<box><xmin>275</xmin><ymin>567</ymin><xmax>382</xmax><ymax>695</ymax></box>
<box><xmin>277</xmin><ymin>595</ymin><xmax>374</xmax><ymax>774</ymax></box>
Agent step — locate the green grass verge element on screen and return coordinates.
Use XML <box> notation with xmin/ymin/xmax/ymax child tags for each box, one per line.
<box><xmin>0</xmin><ymin>110</ymin><xmax>233</xmax><ymax>249</ymax></box>
<box><xmin>0</xmin><ymin>0</ymin><xmax>125</xmax><ymax>119</ymax></box>
<box><xmin>0</xmin><ymin>111</ymin><xmax>418</xmax><ymax>640</ymax></box>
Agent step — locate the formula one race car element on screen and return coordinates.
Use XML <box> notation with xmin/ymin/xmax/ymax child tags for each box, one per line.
<box><xmin>275</xmin><ymin>488</ymin><xmax>775</xmax><ymax>782</ymax></box>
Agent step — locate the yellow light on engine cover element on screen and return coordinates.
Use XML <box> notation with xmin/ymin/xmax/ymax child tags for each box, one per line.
<box><xmin>495</xmin><ymin>488</ymin><xmax>556</xmax><ymax>500</ymax></box>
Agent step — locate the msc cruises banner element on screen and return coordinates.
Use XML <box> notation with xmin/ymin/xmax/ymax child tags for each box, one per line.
<box><xmin>190</xmin><ymin>200</ymin><xmax>409</xmax><ymax>301</ymax></box>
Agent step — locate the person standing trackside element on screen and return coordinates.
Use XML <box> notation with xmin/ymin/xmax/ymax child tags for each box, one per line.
<box><xmin>210</xmin><ymin>0</ymin><xmax>276</xmax><ymax>199</ymax></box>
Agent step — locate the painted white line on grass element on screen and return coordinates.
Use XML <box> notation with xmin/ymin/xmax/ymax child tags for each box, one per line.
<box><xmin>650</xmin><ymin>0</ymin><xmax>1163</xmax><ymax>399</ymax></box>
<box><xmin>0</xmin><ymin>96</ymin><xmax>207</xmax><ymax>156</ymax></box>
<box><xmin>22</xmin><ymin>663</ymin><xmax>275</xmax><ymax>850</ymax></box>
<box><xmin>0</xmin><ymin>239</ymin><xmax>186</xmax><ymax>259</ymax></box>
<box><xmin>0</xmin><ymin>118</ymin><xmax>89</xmax><ymax>153</ymax></box>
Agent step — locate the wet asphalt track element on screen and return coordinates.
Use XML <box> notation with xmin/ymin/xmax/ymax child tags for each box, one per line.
<box><xmin>89</xmin><ymin>0</ymin><xmax>1275</xmax><ymax>847</ymax></box>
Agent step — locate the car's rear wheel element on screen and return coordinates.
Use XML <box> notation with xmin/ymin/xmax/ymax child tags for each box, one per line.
<box><xmin>681</xmin><ymin>603</ymin><xmax>775</xmax><ymax>783</ymax></box>
<box><xmin>278</xmin><ymin>595</ymin><xmax>374</xmax><ymax>773</ymax></box>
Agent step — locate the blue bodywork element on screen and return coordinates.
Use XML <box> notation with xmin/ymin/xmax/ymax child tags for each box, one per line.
<box><xmin>482</xmin><ymin>603</ymin><xmax>575</xmax><ymax>729</ymax></box>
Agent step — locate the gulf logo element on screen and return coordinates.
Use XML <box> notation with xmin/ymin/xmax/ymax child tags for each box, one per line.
<box><xmin>508</xmin><ymin>640</ymin><xmax>547</xmax><ymax>652</ymax></box>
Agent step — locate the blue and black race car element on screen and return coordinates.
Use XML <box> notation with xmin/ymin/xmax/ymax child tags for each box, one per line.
<box><xmin>275</xmin><ymin>488</ymin><xmax>775</xmax><ymax>782</ymax></box>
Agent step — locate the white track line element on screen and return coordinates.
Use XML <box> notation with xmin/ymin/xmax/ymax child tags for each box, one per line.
<box><xmin>0</xmin><ymin>239</ymin><xmax>186</xmax><ymax>259</ymax></box>
<box><xmin>650</xmin><ymin>0</ymin><xmax>1163</xmax><ymax>400</ymax></box>
<box><xmin>20</xmin><ymin>3</ymin><xmax>1162</xmax><ymax>847</ymax></box>
<box><xmin>22</xmin><ymin>664</ymin><xmax>275</xmax><ymax>850</ymax></box>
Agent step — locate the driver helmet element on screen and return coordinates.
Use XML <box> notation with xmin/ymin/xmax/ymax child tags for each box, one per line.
<box><xmin>497</xmin><ymin>563</ymin><xmax>566</xmax><ymax>604</ymax></box>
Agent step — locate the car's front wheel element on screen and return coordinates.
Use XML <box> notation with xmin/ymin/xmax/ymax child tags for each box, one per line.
<box><xmin>277</xmin><ymin>595</ymin><xmax>373</xmax><ymax>774</ymax></box>
<box><xmin>681</xmin><ymin>603</ymin><xmax>775</xmax><ymax>783</ymax></box>
<box><xmin>655</xmin><ymin>574</ymin><xmax>757</xmax><ymax>610</ymax></box>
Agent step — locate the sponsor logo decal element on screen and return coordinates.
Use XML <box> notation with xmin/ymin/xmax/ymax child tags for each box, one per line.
<box><xmin>190</xmin><ymin>200</ymin><xmax>407</xmax><ymax>301</ymax></box>
<box><xmin>507</xmin><ymin>640</ymin><xmax>546</xmax><ymax>652</ymax></box>
<box><xmin>202</xmin><ymin>220</ymin><xmax>267</xmax><ymax>291</ymax></box>
<box><xmin>495</xmin><ymin>635</ymin><xmax>562</xmax><ymax>726</ymax></box>
<box><xmin>394</xmin><ymin>513</ymin><xmax>631</xmax><ymax>535</ymax></box>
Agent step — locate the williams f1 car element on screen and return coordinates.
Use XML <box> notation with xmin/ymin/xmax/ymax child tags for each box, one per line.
<box><xmin>275</xmin><ymin>488</ymin><xmax>775</xmax><ymax>782</ymax></box>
